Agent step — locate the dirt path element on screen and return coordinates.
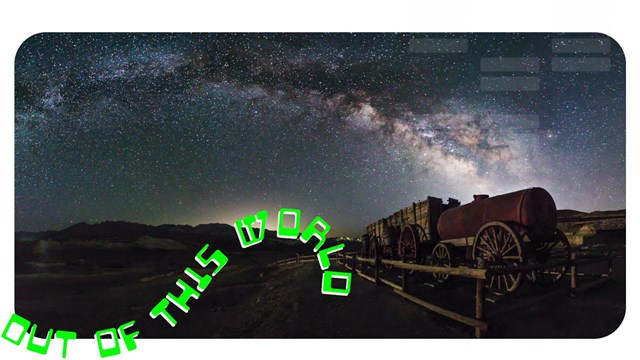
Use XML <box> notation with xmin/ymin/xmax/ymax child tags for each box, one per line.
<box><xmin>16</xmin><ymin>254</ymin><xmax>625</xmax><ymax>338</ymax></box>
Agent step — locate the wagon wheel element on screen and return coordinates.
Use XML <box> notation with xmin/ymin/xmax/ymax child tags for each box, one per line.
<box><xmin>529</xmin><ymin>230</ymin><xmax>571</xmax><ymax>286</ymax></box>
<box><xmin>398</xmin><ymin>224</ymin><xmax>427</xmax><ymax>273</ymax></box>
<box><xmin>360</xmin><ymin>235</ymin><xmax>371</xmax><ymax>258</ymax></box>
<box><xmin>369</xmin><ymin>236</ymin><xmax>379</xmax><ymax>259</ymax></box>
<box><xmin>472</xmin><ymin>221</ymin><xmax>524</xmax><ymax>295</ymax></box>
<box><xmin>398</xmin><ymin>224</ymin><xmax>424</xmax><ymax>261</ymax></box>
<box><xmin>431</xmin><ymin>243</ymin><xmax>457</xmax><ymax>283</ymax></box>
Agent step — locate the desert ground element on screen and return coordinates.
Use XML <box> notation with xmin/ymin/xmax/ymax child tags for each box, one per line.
<box><xmin>14</xmin><ymin>222</ymin><xmax>625</xmax><ymax>339</ymax></box>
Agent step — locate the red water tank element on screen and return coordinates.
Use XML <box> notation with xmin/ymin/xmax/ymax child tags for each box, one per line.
<box><xmin>436</xmin><ymin>187</ymin><xmax>558</xmax><ymax>240</ymax></box>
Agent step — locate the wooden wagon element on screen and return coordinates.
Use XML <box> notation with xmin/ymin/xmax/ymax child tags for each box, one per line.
<box><xmin>362</xmin><ymin>188</ymin><xmax>572</xmax><ymax>295</ymax></box>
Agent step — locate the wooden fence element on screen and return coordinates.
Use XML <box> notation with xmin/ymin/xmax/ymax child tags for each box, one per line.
<box><xmin>271</xmin><ymin>254</ymin><xmax>338</xmax><ymax>266</ymax></box>
<box><xmin>272</xmin><ymin>250</ymin><xmax>617</xmax><ymax>338</ymax></box>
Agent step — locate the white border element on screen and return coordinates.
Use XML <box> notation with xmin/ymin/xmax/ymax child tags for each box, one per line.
<box><xmin>1</xmin><ymin>1</ymin><xmax>635</xmax><ymax>359</ymax></box>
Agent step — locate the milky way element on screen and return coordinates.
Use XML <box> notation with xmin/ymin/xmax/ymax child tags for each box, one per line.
<box><xmin>15</xmin><ymin>33</ymin><xmax>625</xmax><ymax>235</ymax></box>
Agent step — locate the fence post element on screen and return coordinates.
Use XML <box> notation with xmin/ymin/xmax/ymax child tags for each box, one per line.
<box><xmin>296</xmin><ymin>253</ymin><xmax>299</xmax><ymax>263</ymax></box>
<box><xmin>608</xmin><ymin>257</ymin><xmax>614</xmax><ymax>276</ymax></box>
<box><xmin>475</xmin><ymin>278</ymin><xmax>485</xmax><ymax>338</ymax></box>
<box><xmin>352</xmin><ymin>254</ymin><xmax>356</xmax><ymax>275</ymax></box>
<box><xmin>570</xmin><ymin>252</ymin><xmax>577</xmax><ymax>297</ymax></box>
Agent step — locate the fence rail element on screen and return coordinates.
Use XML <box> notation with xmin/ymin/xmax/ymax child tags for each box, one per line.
<box><xmin>271</xmin><ymin>250</ymin><xmax>617</xmax><ymax>338</ymax></box>
<box><xmin>270</xmin><ymin>253</ymin><xmax>343</xmax><ymax>266</ymax></box>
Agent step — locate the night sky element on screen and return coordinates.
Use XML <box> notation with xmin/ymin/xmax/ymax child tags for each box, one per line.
<box><xmin>15</xmin><ymin>33</ymin><xmax>625</xmax><ymax>235</ymax></box>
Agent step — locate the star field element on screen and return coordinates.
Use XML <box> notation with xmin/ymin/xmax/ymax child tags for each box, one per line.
<box><xmin>15</xmin><ymin>33</ymin><xmax>625</xmax><ymax>235</ymax></box>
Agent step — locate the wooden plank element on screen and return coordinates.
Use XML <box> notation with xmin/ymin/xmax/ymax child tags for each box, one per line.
<box><xmin>273</xmin><ymin>255</ymin><xmax>340</xmax><ymax>266</ymax></box>
<box><xmin>381</xmin><ymin>259</ymin><xmax>487</xmax><ymax>279</ymax></box>
<box><xmin>352</xmin><ymin>254</ymin><xmax>357</xmax><ymax>276</ymax></box>
<box><xmin>298</xmin><ymin>257</ymin><xmax>337</xmax><ymax>264</ymax></box>
<box><xmin>299</xmin><ymin>259</ymin><xmax>317</xmax><ymax>263</ymax></box>
<box><xmin>572</xmin><ymin>255</ymin><xmax>617</xmax><ymax>266</ymax></box>
<box><xmin>393</xmin><ymin>289</ymin><xmax>488</xmax><ymax>332</ymax></box>
<box><xmin>570</xmin><ymin>252</ymin><xmax>577</xmax><ymax>297</ymax></box>
<box><xmin>357</xmin><ymin>256</ymin><xmax>486</xmax><ymax>279</ymax></box>
<box><xmin>357</xmin><ymin>254</ymin><xmax>608</xmax><ymax>280</ymax></box>
<box><xmin>466</xmin><ymin>255</ymin><xmax>611</xmax><ymax>277</ymax></box>
<box><xmin>475</xmin><ymin>278</ymin><xmax>485</xmax><ymax>338</ymax></box>
<box><xmin>558</xmin><ymin>214</ymin><xmax>625</xmax><ymax>223</ymax></box>
<box><xmin>576</xmin><ymin>272</ymin><xmax>611</xmax><ymax>278</ymax></box>
<box><xmin>357</xmin><ymin>256</ymin><xmax>376</xmax><ymax>264</ymax></box>
<box><xmin>357</xmin><ymin>270</ymin><xmax>376</xmax><ymax>284</ymax></box>
<box><xmin>440</xmin><ymin>237</ymin><xmax>472</xmax><ymax>247</ymax></box>
<box><xmin>488</xmin><ymin>259</ymin><xmax>571</xmax><ymax>276</ymax></box>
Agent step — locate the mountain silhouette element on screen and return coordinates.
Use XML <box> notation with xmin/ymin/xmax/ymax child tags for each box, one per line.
<box><xmin>15</xmin><ymin>220</ymin><xmax>276</xmax><ymax>244</ymax></box>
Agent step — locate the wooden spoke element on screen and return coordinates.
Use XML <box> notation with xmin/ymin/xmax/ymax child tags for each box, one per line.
<box><xmin>502</xmin><ymin>275</ymin><xmax>511</xmax><ymax>289</ymax></box>
<box><xmin>530</xmin><ymin>230</ymin><xmax>571</xmax><ymax>286</ymax></box>
<box><xmin>502</xmin><ymin>243</ymin><xmax>517</xmax><ymax>256</ymax></box>
<box><xmin>431</xmin><ymin>243</ymin><xmax>457</xmax><ymax>283</ymax></box>
<box><xmin>472</xmin><ymin>221</ymin><xmax>524</xmax><ymax>295</ymax></box>
<box><xmin>398</xmin><ymin>224</ymin><xmax>429</xmax><ymax>275</ymax></box>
